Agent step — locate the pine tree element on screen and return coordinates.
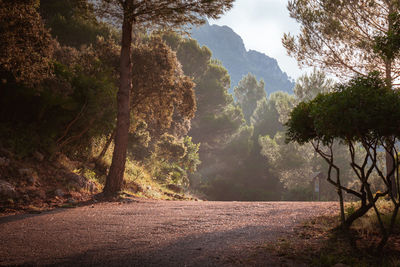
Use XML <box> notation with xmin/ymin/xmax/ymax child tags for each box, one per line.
<box><xmin>93</xmin><ymin>0</ymin><xmax>234</xmax><ymax>197</ymax></box>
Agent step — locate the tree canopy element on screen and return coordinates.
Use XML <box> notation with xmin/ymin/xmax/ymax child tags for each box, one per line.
<box><xmin>234</xmin><ymin>73</ymin><xmax>266</xmax><ymax>123</ymax></box>
<box><xmin>283</xmin><ymin>0</ymin><xmax>400</xmax><ymax>83</ymax></box>
<box><xmin>286</xmin><ymin>72</ymin><xmax>400</xmax><ymax>250</ymax></box>
<box><xmin>94</xmin><ymin>0</ymin><xmax>234</xmax><ymax>197</ymax></box>
<box><xmin>0</xmin><ymin>0</ymin><xmax>53</xmax><ymax>86</ymax></box>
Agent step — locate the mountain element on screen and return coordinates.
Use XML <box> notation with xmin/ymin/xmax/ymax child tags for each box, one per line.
<box><xmin>190</xmin><ymin>21</ymin><xmax>295</xmax><ymax>94</ymax></box>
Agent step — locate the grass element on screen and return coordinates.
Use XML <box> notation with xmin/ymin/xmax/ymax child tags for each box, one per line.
<box><xmin>86</xmin><ymin>136</ymin><xmax>197</xmax><ymax>201</ymax></box>
<box><xmin>262</xmin><ymin>201</ymin><xmax>400</xmax><ymax>267</ymax></box>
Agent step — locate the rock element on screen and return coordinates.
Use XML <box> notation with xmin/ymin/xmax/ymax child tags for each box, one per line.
<box><xmin>0</xmin><ymin>157</ymin><xmax>10</xmax><ymax>167</ymax></box>
<box><xmin>65</xmin><ymin>172</ymin><xmax>98</xmax><ymax>192</ymax></box>
<box><xmin>67</xmin><ymin>198</ymin><xmax>77</xmax><ymax>205</ymax></box>
<box><xmin>166</xmin><ymin>184</ymin><xmax>184</xmax><ymax>193</ymax></box>
<box><xmin>174</xmin><ymin>194</ymin><xmax>184</xmax><ymax>200</ymax></box>
<box><xmin>0</xmin><ymin>180</ymin><xmax>16</xmax><ymax>199</ymax></box>
<box><xmin>57</xmin><ymin>153</ymin><xmax>80</xmax><ymax>169</ymax></box>
<box><xmin>66</xmin><ymin>172</ymin><xmax>87</xmax><ymax>187</ymax></box>
<box><xmin>54</xmin><ymin>189</ymin><xmax>64</xmax><ymax>197</ymax></box>
<box><xmin>26</xmin><ymin>186</ymin><xmax>45</xmax><ymax>199</ymax></box>
<box><xmin>191</xmin><ymin>22</ymin><xmax>295</xmax><ymax>93</ymax></box>
<box><xmin>126</xmin><ymin>182</ymin><xmax>143</xmax><ymax>193</ymax></box>
<box><xmin>18</xmin><ymin>168</ymin><xmax>33</xmax><ymax>177</ymax></box>
<box><xmin>33</xmin><ymin>151</ymin><xmax>44</xmax><ymax>162</ymax></box>
<box><xmin>87</xmin><ymin>181</ymin><xmax>97</xmax><ymax>193</ymax></box>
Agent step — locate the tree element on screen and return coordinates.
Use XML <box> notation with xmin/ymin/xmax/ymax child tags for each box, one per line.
<box><xmin>283</xmin><ymin>0</ymin><xmax>400</xmax><ymax>82</ymax></box>
<box><xmin>131</xmin><ymin>36</ymin><xmax>196</xmax><ymax>139</ymax></box>
<box><xmin>259</xmin><ymin>132</ymin><xmax>317</xmax><ymax>198</ymax></box>
<box><xmin>40</xmin><ymin>0</ymin><xmax>118</xmax><ymax>48</ymax></box>
<box><xmin>293</xmin><ymin>68</ymin><xmax>334</xmax><ymax>102</ymax></box>
<box><xmin>234</xmin><ymin>73</ymin><xmax>266</xmax><ymax>123</ymax></box>
<box><xmin>93</xmin><ymin>0</ymin><xmax>234</xmax><ymax>197</ymax></box>
<box><xmin>0</xmin><ymin>0</ymin><xmax>53</xmax><ymax>86</ymax></box>
<box><xmin>286</xmin><ymin>73</ymin><xmax>400</xmax><ymax>251</ymax></box>
<box><xmin>283</xmin><ymin>0</ymin><xmax>400</xmax><ymax>199</ymax></box>
<box><xmin>251</xmin><ymin>91</ymin><xmax>295</xmax><ymax>139</ymax></box>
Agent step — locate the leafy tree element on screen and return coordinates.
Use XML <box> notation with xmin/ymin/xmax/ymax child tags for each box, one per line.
<box><xmin>39</xmin><ymin>0</ymin><xmax>117</xmax><ymax>48</ymax></box>
<box><xmin>0</xmin><ymin>36</ymin><xmax>119</xmax><ymax>158</ymax></box>
<box><xmin>251</xmin><ymin>98</ymin><xmax>281</xmax><ymax>139</ymax></box>
<box><xmin>257</xmin><ymin>72</ymin><xmax>354</xmax><ymax>201</ymax></box>
<box><xmin>131</xmin><ymin>36</ymin><xmax>196</xmax><ymax>139</ymax></box>
<box><xmin>93</xmin><ymin>0</ymin><xmax>234</xmax><ymax>197</ymax></box>
<box><xmin>283</xmin><ymin>0</ymin><xmax>400</xmax><ymax>82</ymax></box>
<box><xmin>286</xmin><ymin>73</ymin><xmax>400</xmax><ymax>251</ymax></box>
<box><xmin>0</xmin><ymin>0</ymin><xmax>53</xmax><ymax>86</ymax></box>
<box><xmin>294</xmin><ymin>68</ymin><xmax>334</xmax><ymax>102</ymax></box>
<box><xmin>283</xmin><ymin>0</ymin><xmax>400</xmax><ymax>193</ymax></box>
<box><xmin>234</xmin><ymin>73</ymin><xmax>266</xmax><ymax>123</ymax></box>
<box><xmin>259</xmin><ymin>132</ymin><xmax>317</xmax><ymax>198</ymax></box>
<box><xmin>251</xmin><ymin>91</ymin><xmax>295</xmax><ymax>138</ymax></box>
<box><xmin>151</xmin><ymin>134</ymin><xmax>200</xmax><ymax>186</ymax></box>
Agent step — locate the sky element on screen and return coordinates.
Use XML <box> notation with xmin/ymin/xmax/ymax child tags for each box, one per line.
<box><xmin>209</xmin><ymin>0</ymin><xmax>304</xmax><ymax>80</ymax></box>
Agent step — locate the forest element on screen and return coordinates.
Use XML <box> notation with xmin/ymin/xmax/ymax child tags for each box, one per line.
<box><xmin>1</xmin><ymin>0</ymin><xmax>400</xmax><ymax>265</ymax></box>
<box><xmin>0</xmin><ymin>0</ymin><xmax>332</xmax><ymax>202</ymax></box>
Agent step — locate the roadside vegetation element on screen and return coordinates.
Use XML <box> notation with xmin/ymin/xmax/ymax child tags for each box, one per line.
<box><xmin>264</xmin><ymin>201</ymin><xmax>400</xmax><ymax>266</ymax></box>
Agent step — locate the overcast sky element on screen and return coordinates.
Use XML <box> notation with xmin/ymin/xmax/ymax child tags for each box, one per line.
<box><xmin>209</xmin><ymin>0</ymin><xmax>304</xmax><ymax>80</ymax></box>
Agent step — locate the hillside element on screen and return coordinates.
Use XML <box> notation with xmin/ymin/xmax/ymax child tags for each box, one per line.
<box><xmin>191</xmin><ymin>21</ymin><xmax>295</xmax><ymax>94</ymax></box>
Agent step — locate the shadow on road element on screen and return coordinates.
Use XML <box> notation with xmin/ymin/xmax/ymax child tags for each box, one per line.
<box><xmin>23</xmin><ymin>225</ymin><xmax>283</xmax><ymax>267</ymax></box>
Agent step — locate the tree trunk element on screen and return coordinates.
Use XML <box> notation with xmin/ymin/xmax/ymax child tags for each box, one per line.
<box><xmin>385</xmin><ymin>3</ymin><xmax>398</xmax><ymax>200</ymax></box>
<box><xmin>385</xmin><ymin>63</ymin><xmax>397</xmax><ymax>199</ymax></box>
<box><xmin>103</xmin><ymin>8</ymin><xmax>133</xmax><ymax>197</ymax></box>
<box><xmin>386</xmin><ymin>148</ymin><xmax>397</xmax><ymax>199</ymax></box>
<box><xmin>97</xmin><ymin>129</ymin><xmax>116</xmax><ymax>161</ymax></box>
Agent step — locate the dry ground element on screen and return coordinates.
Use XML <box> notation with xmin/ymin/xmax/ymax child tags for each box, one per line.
<box><xmin>0</xmin><ymin>200</ymin><xmax>338</xmax><ymax>266</ymax></box>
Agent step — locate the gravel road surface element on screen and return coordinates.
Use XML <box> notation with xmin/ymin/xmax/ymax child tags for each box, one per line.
<box><xmin>0</xmin><ymin>200</ymin><xmax>338</xmax><ymax>266</ymax></box>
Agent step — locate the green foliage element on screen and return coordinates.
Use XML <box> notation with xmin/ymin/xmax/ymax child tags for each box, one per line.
<box><xmin>345</xmin><ymin>202</ymin><xmax>356</xmax><ymax>217</ymax></box>
<box><xmin>163</xmin><ymin>32</ymin><xmax>280</xmax><ymax>200</ymax></box>
<box><xmin>149</xmin><ymin>134</ymin><xmax>200</xmax><ymax>187</ymax></box>
<box><xmin>234</xmin><ymin>73</ymin><xmax>266</xmax><ymax>123</ymax></box>
<box><xmin>155</xmin><ymin>133</ymin><xmax>187</xmax><ymax>162</ymax></box>
<box><xmin>283</xmin><ymin>0</ymin><xmax>399</xmax><ymax>80</ymax></box>
<box><xmin>181</xmin><ymin>136</ymin><xmax>201</xmax><ymax>174</ymax></box>
<box><xmin>286</xmin><ymin>72</ymin><xmax>400</xmax><ymax>250</ymax></box>
<box><xmin>0</xmin><ymin>0</ymin><xmax>53</xmax><ymax>86</ymax></box>
<box><xmin>39</xmin><ymin>0</ymin><xmax>118</xmax><ymax>48</ymax></box>
<box><xmin>0</xmin><ymin>37</ymin><xmax>118</xmax><ymax>158</ymax></box>
<box><xmin>131</xmin><ymin>36</ymin><xmax>196</xmax><ymax>136</ymax></box>
<box><xmin>374</xmin><ymin>12</ymin><xmax>400</xmax><ymax>61</ymax></box>
<box><xmin>259</xmin><ymin>132</ymin><xmax>317</xmax><ymax>191</ymax></box>
<box><xmin>294</xmin><ymin>68</ymin><xmax>334</xmax><ymax>103</ymax></box>
<box><xmin>127</xmin><ymin>120</ymin><xmax>151</xmax><ymax>161</ymax></box>
<box><xmin>287</xmin><ymin>72</ymin><xmax>398</xmax><ymax>145</ymax></box>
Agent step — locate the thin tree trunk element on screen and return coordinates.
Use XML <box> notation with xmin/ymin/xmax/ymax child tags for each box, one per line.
<box><xmin>385</xmin><ymin>68</ymin><xmax>397</xmax><ymax>199</ymax></box>
<box><xmin>103</xmin><ymin>5</ymin><xmax>133</xmax><ymax>197</ymax></box>
<box><xmin>97</xmin><ymin>129</ymin><xmax>116</xmax><ymax>161</ymax></box>
<box><xmin>386</xmin><ymin>148</ymin><xmax>397</xmax><ymax>199</ymax></box>
<box><xmin>385</xmin><ymin>3</ymin><xmax>398</xmax><ymax>200</ymax></box>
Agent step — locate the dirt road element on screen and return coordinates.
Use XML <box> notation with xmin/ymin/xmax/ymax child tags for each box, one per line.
<box><xmin>0</xmin><ymin>200</ymin><xmax>338</xmax><ymax>266</ymax></box>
